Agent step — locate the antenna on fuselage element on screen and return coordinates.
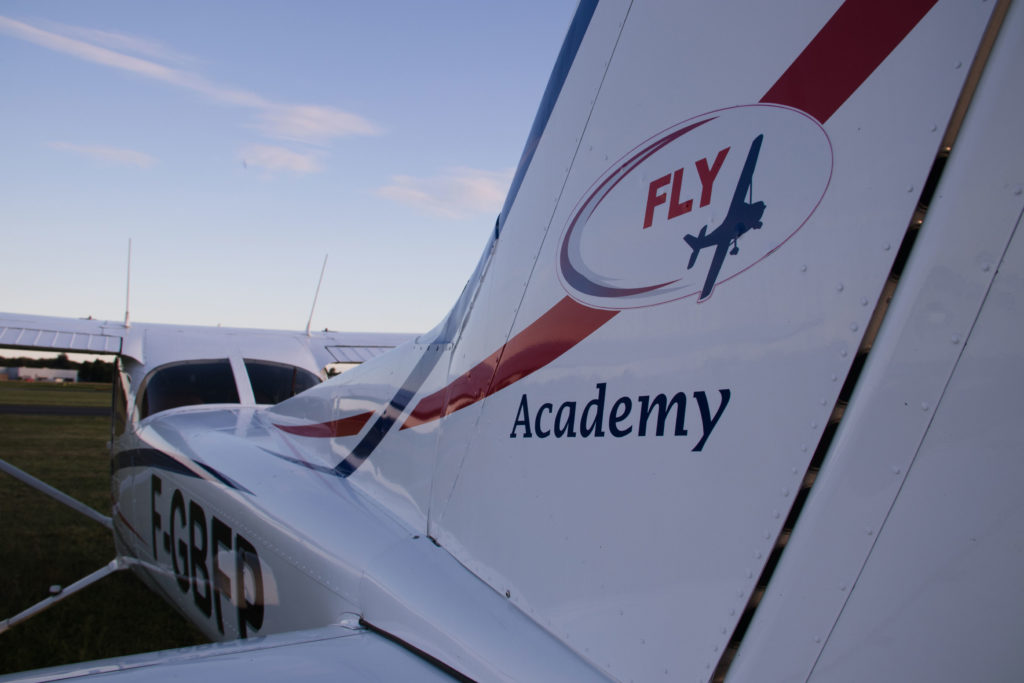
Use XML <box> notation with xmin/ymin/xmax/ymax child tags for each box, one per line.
<box><xmin>124</xmin><ymin>238</ymin><xmax>132</xmax><ymax>328</ymax></box>
<box><xmin>306</xmin><ymin>254</ymin><xmax>328</xmax><ymax>336</ymax></box>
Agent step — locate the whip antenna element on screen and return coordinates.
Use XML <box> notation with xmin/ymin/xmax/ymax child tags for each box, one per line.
<box><xmin>124</xmin><ymin>238</ymin><xmax>132</xmax><ymax>328</ymax></box>
<box><xmin>306</xmin><ymin>254</ymin><xmax>328</xmax><ymax>336</ymax></box>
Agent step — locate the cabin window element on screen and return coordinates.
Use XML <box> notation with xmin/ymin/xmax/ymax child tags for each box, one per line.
<box><xmin>244</xmin><ymin>360</ymin><xmax>321</xmax><ymax>405</ymax></box>
<box><xmin>139</xmin><ymin>360</ymin><xmax>239</xmax><ymax>419</ymax></box>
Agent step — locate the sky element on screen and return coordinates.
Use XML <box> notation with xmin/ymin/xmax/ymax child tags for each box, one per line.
<box><xmin>0</xmin><ymin>1</ymin><xmax>577</xmax><ymax>335</ymax></box>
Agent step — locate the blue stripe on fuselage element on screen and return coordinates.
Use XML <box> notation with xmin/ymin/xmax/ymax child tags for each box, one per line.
<box><xmin>113</xmin><ymin>448</ymin><xmax>251</xmax><ymax>494</ymax></box>
<box><xmin>496</xmin><ymin>0</ymin><xmax>600</xmax><ymax>233</ymax></box>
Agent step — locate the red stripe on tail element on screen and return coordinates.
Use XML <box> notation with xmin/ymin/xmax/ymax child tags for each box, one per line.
<box><xmin>761</xmin><ymin>0</ymin><xmax>939</xmax><ymax>121</ymax></box>
<box><xmin>403</xmin><ymin>298</ymin><xmax>616</xmax><ymax>429</ymax></box>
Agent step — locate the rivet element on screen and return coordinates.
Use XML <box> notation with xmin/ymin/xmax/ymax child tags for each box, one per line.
<box><xmin>812</xmin><ymin>421</ymin><xmax>819</xmax><ymax>429</ymax></box>
<box><xmin>755</xmin><ymin>551</ymin><xmax>763</xmax><ymax>560</ymax></box>
<box><xmin>839</xmin><ymin>584</ymin><xmax>848</xmax><ymax>592</ymax></box>
<box><xmin>814</xmin><ymin>636</ymin><xmax>822</xmax><ymax>644</ymax></box>
<box><xmin>801</xmin><ymin>443</ymin><xmax>809</xmax><ymax>452</ymax></box>
<box><xmin>892</xmin><ymin>466</ymin><xmax>902</xmax><ymax>475</ymax></box>
<box><xmin>836</xmin><ymin>282</ymin><xmax>844</xmax><ymax>292</ymax></box>
<box><xmin>783</xmin><ymin>488</ymin><xmax>791</xmax><ymax>498</ymax></box>
<box><xmin>721</xmin><ymin>627</ymin><xmax>728</xmax><ymax>635</ymax></box>
<box><xmin>955</xmin><ymin>61</ymin><xmax>963</xmax><ymax>69</ymax></box>
<box><xmin>982</xmin><ymin>263</ymin><xmax>991</xmax><ymax>272</ymax></box>
<box><xmin>850</xmin><ymin>322</ymin><xmax>859</xmax><ymax>332</ymax></box>
<box><xmin>831</xmin><ymin>374</ymin><xmax>839</xmax><ymax>382</ymax></box>
<box><xmin>773</xmin><ymin>510</ymin><xmax>781</xmax><ymax>519</ymax></box>
<box><xmin>792</xmin><ymin>466</ymin><xmax>799</xmax><ymax>474</ymax></box>
<box><xmin>840</xmin><ymin>349</ymin><xmax>849</xmax><ymax>358</ymax></box>
<box><xmin>951</xmin><ymin>334</ymin><xmax>961</xmax><ymax>344</ymax></box>
<box><xmin>930</xmin><ymin>124</ymin><xmax>938</xmax><ymax>132</ymax></box>
<box><xmin>921</xmin><ymin>402</ymin><xmax>930</xmax><ymax>411</ymax></box>
<box><xmin>883</xmin><ymin>243</ymin><xmax>892</xmax><ymax>251</ymax></box>
<box><xmin>764</xmin><ymin>531</ymin><xmax>772</xmax><ymax>540</ymax></box>
<box><xmin>800</xmin><ymin>264</ymin><xmax>808</xmax><ymax>272</ymax></box>
<box><xmin>1014</xmin><ymin>186</ymin><xmax>1023</xmax><ymax>196</ymax></box>
<box><xmin>866</xmin><ymin>528</ymin><xmax>874</xmax><ymax>536</ymax></box>
<box><xmin>860</xmin><ymin>297</ymin><xmax>870</xmax><ymax>306</ymax></box>
<box><xmin>907</xmin><ymin>186</ymin><xmax>914</xmax><ymax>193</ymax></box>
<box><xmin>729</xmin><ymin>608</ymin><xmax>736</xmax><ymax>616</ymax></box>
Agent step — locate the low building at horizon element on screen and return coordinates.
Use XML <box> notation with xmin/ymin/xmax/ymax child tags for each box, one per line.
<box><xmin>0</xmin><ymin>366</ymin><xmax>78</xmax><ymax>382</ymax></box>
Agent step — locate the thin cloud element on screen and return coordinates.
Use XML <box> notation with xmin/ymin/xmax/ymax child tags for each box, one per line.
<box><xmin>35</xmin><ymin>20</ymin><xmax>198</xmax><ymax>66</ymax></box>
<box><xmin>0</xmin><ymin>15</ymin><xmax>380</xmax><ymax>145</ymax></box>
<box><xmin>240</xmin><ymin>145</ymin><xmax>323</xmax><ymax>174</ymax></box>
<box><xmin>49</xmin><ymin>141</ymin><xmax>156</xmax><ymax>168</ymax></box>
<box><xmin>377</xmin><ymin>167</ymin><xmax>513</xmax><ymax>219</ymax></box>
<box><xmin>256</xmin><ymin>104</ymin><xmax>381</xmax><ymax>145</ymax></box>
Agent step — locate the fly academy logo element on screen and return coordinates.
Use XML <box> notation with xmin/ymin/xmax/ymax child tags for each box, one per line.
<box><xmin>557</xmin><ymin>104</ymin><xmax>832</xmax><ymax>308</ymax></box>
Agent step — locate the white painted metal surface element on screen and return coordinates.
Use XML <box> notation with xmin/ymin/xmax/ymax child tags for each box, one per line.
<box><xmin>344</xmin><ymin>1</ymin><xmax>999</xmax><ymax>680</ymax></box>
<box><xmin>815</xmin><ymin>220</ymin><xmax>1024</xmax><ymax>680</ymax></box>
<box><xmin>728</xmin><ymin>1</ymin><xmax>1024</xmax><ymax>677</ymax></box>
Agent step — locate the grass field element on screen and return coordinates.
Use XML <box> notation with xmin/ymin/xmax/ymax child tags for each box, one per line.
<box><xmin>0</xmin><ymin>382</ymin><xmax>207</xmax><ymax>675</ymax></box>
<box><xmin>0</xmin><ymin>381</ymin><xmax>112</xmax><ymax>407</ymax></box>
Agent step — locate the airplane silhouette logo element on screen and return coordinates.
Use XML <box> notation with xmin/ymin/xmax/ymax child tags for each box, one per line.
<box><xmin>557</xmin><ymin>106</ymin><xmax>830</xmax><ymax>311</ymax></box>
<box><xmin>683</xmin><ymin>134</ymin><xmax>766</xmax><ymax>301</ymax></box>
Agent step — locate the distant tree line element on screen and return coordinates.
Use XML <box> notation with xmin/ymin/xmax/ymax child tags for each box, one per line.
<box><xmin>0</xmin><ymin>354</ymin><xmax>115</xmax><ymax>383</ymax></box>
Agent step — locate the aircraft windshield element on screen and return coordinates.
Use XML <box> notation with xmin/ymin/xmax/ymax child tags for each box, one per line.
<box><xmin>245</xmin><ymin>360</ymin><xmax>321</xmax><ymax>404</ymax></box>
<box><xmin>139</xmin><ymin>360</ymin><xmax>240</xmax><ymax>419</ymax></box>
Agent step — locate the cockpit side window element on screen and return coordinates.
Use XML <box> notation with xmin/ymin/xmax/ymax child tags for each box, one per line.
<box><xmin>139</xmin><ymin>360</ymin><xmax>239</xmax><ymax>419</ymax></box>
<box><xmin>244</xmin><ymin>360</ymin><xmax>321</xmax><ymax>405</ymax></box>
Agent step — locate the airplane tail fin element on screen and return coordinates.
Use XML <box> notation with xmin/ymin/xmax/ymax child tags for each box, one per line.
<box><xmin>272</xmin><ymin>1</ymin><xmax>1022</xmax><ymax>679</ymax></box>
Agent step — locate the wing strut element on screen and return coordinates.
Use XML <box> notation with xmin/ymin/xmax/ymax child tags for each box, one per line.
<box><xmin>0</xmin><ymin>558</ymin><xmax>129</xmax><ymax>635</ymax></box>
<box><xmin>0</xmin><ymin>457</ymin><xmax>112</xmax><ymax>529</ymax></box>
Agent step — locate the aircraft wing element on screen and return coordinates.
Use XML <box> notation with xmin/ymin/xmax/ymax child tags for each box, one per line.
<box><xmin>315</xmin><ymin>330</ymin><xmax>416</xmax><ymax>365</ymax></box>
<box><xmin>0</xmin><ymin>311</ymin><xmax>413</xmax><ymax>369</ymax></box>
<box><xmin>0</xmin><ymin>313</ymin><xmax>126</xmax><ymax>356</ymax></box>
<box><xmin>0</xmin><ymin>625</ymin><xmax>454</xmax><ymax>683</ymax></box>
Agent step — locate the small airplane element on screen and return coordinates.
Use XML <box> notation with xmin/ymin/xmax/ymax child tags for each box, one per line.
<box><xmin>2</xmin><ymin>0</ymin><xmax>1023</xmax><ymax>681</ymax></box>
<box><xmin>683</xmin><ymin>134</ymin><xmax>766</xmax><ymax>301</ymax></box>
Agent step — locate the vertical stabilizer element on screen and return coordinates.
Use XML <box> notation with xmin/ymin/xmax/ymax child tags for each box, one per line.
<box><xmin>271</xmin><ymin>1</ymin><xmax>1017</xmax><ymax>680</ymax></box>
